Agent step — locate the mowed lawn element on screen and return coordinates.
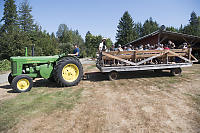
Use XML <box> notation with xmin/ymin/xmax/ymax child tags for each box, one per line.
<box><xmin>0</xmin><ymin>64</ymin><xmax>200</xmax><ymax>133</ymax></box>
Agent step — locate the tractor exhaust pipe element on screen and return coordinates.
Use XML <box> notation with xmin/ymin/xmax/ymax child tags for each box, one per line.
<box><xmin>32</xmin><ymin>44</ymin><xmax>35</xmax><ymax>56</ymax></box>
<box><xmin>25</xmin><ymin>47</ymin><xmax>28</xmax><ymax>57</ymax></box>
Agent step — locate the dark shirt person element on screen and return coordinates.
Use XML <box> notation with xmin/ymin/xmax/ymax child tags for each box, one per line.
<box><xmin>68</xmin><ymin>44</ymin><xmax>80</xmax><ymax>57</ymax></box>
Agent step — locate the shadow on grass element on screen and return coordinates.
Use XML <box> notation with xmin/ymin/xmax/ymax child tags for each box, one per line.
<box><xmin>83</xmin><ymin>70</ymin><xmax>173</xmax><ymax>82</ymax></box>
<box><xmin>0</xmin><ymin>70</ymin><xmax>173</xmax><ymax>92</ymax></box>
<box><xmin>0</xmin><ymin>79</ymin><xmax>59</xmax><ymax>93</ymax></box>
<box><xmin>0</xmin><ymin>84</ymin><xmax>11</xmax><ymax>89</ymax></box>
<box><xmin>33</xmin><ymin>79</ymin><xmax>58</xmax><ymax>88</ymax></box>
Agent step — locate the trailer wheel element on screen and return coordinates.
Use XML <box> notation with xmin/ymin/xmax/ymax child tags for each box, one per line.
<box><xmin>8</xmin><ymin>73</ymin><xmax>13</xmax><ymax>84</ymax></box>
<box><xmin>170</xmin><ymin>68</ymin><xmax>182</xmax><ymax>76</ymax></box>
<box><xmin>54</xmin><ymin>57</ymin><xmax>83</xmax><ymax>87</ymax></box>
<box><xmin>108</xmin><ymin>71</ymin><xmax>118</xmax><ymax>80</ymax></box>
<box><xmin>11</xmin><ymin>75</ymin><xmax>33</xmax><ymax>93</ymax></box>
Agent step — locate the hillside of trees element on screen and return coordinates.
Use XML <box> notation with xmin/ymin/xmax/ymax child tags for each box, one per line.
<box><xmin>0</xmin><ymin>0</ymin><xmax>200</xmax><ymax>60</ymax></box>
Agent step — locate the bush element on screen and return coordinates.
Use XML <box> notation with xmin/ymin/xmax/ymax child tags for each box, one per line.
<box><xmin>0</xmin><ymin>59</ymin><xmax>11</xmax><ymax>72</ymax></box>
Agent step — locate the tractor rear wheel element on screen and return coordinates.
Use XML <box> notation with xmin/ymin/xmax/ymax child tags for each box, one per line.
<box><xmin>11</xmin><ymin>75</ymin><xmax>33</xmax><ymax>93</ymax></box>
<box><xmin>8</xmin><ymin>73</ymin><xmax>13</xmax><ymax>84</ymax></box>
<box><xmin>54</xmin><ymin>57</ymin><xmax>83</xmax><ymax>87</ymax></box>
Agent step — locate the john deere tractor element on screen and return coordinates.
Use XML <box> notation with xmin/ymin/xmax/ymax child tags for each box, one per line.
<box><xmin>8</xmin><ymin>48</ymin><xmax>83</xmax><ymax>93</ymax></box>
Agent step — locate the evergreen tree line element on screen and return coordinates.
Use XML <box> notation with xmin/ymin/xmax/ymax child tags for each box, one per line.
<box><xmin>0</xmin><ymin>0</ymin><xmax>87</xmax><ymax>60</ymax></box>
<box><xmin>0</xmin><ymin>0</ymin><xmax>200</xmax><ymax>60</ymax></box>
<box><xmin>116</xmin><ymin>11</ymin><xmax>200</xmax><ymax>46</ymax></box>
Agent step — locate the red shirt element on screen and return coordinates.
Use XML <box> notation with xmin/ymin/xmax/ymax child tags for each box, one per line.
<box><xmin>164</xmin><ymin>47</ymin><xmax>170</xmax><ymax>50</ymax></box>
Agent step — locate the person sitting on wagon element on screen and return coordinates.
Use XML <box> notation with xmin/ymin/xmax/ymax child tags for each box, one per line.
<box><xmin>110</xmin><ymin>44</ymin><xmax>115</xmax><ymax>51</ymax></box>
<box><xmin>139</xmin><ymin>45</ymin><xmax>144</xmax><ymax>50</ymax></box>
<box><xmin>118</xmin><ymin>44</ymin><xmax>123</xmax><ymax>51</ymax></box>
<box><xmin>168</xmin><ymin>40</ymin><xmax>176</xmax><ymax>49</ymax></box>
<box><xmin>124</xmin><ymin>46</ymin><xmax>127</xmax><ymax>51</ymax></box>
<box><xmin>127</xmin><ymin>45</ymin><xmax>132</xmax><ymax>51</ymax></box>
<box><xmin>164</xmin><ymin>44</ymin><xmax>170</xmax><ymax>50</ymax></box>
<box><xmin>156</xmin><ymin>44</ymin><xmax>164</xmax><ymax>50</ymax></box>
<box><xmin>183</xmin><ymin>42</ymin><xmax>188</xmax><ymax>49</ymax></box>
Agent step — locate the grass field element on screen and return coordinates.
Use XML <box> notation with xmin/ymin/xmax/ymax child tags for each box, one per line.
<box><xmin>0</xmin><ymin>85</ymin><xmax>84</xmax><ymax>132</ymax></box>
<box><xmin>0</xmin><ymin>64</ymin><xmax>200</xmax><ymax>132</ymax></box>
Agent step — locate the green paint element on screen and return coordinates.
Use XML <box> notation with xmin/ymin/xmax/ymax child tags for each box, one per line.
<box><xmin>10</xmin><ymin>54</ymin><xmax>66</xmax><ymax>78</ymax></box>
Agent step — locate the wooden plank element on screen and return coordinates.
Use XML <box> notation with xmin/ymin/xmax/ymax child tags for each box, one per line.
<box><xmin>105</xmin><ymin>51</ymin><xmax>134</xmax><ymax>55</ymax></box>
<box><xmin>136</xmin><ymin>50</ymin><xmax>163</xmax><ymax>54</ymax></box>
<box><xmin>102</xmin><ymin>52</ymin><xmax>137</xmax><ymax>65</ymax></box>
<box><xmin>188</xmin><ymin>48</ymin><xmax>192</xmax><ymax>61</ymax></box>
<box><xmin>102</xmin><ymin>54</ymin><xmax>133</xmax><ymax>60</ymax></box>
<box><xmin>190</xmin><ymin>54</ymin><xmax>198</xmax><ymax>62</ymax></box>
<box><xmin>136</xmin><ymin>54</ymin><xmax>163</xmax><ymax>65</ymax></box>
<box><xmin>103</xmin><ymin>51</ymin><xmax>188</xmax><ymax>60</ymax></box>
<box><xmin>136</xmin><ymin>53</ymin><xmax>186</xmax><ymax>58</ymax></box>
<box><xmin>102</xmin><ymin>49</ymin><xmax>190</xmax><ymax>64</ymax></box>
<box><xmin>167</xmin><ymin>50</ymin><xmax>191</xmax><ymax>62</ymax></box>
<box><xmin>171</xmin><ymin>49</ymin><xmax>188</xmax><ymax>53</ymax></box>
<box><xmin>107</xmin><ymin>49</ymin><xmax>188</xmax><ymax>55</ymax></box>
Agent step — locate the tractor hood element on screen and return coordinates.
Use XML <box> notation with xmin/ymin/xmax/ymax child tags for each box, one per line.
<box><xmin>10</xmin><ymin>55</ymin><xmax>60</xmax><ymax>63</ymax></box>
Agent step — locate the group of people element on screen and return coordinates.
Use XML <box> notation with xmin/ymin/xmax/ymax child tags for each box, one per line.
<box><xmin>69</xmin><ymin>38</ymin><xmax>189</xmax><ymax>57</ymax></box>
<box><xmin>99</xmin><ymin>38</ymin><xmax>188</xmax><ymax>52</ymax></box>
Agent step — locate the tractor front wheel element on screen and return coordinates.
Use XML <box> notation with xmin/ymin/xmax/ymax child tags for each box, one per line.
<box><xmin>11</xmin><ymin>75</ymin><xmax>33</xmax><ymax>93</ymax></box>
<box><xmin>8</xmin><ymin>73</ymin><xmax>13</xmax><ymax>84</ymax></box>
<box><xmin>54</xmin><ymin>57</ymin><xmax>83</xmax><ymax>87</ymax></box>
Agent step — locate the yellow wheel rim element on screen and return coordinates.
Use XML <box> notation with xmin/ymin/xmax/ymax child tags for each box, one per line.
<box><xmin>17</xmin><ymin>79</ymin><xmax>30</xmax><ymax>90</ymax></box>
<box><xmin>62</xmin><ymin>64</ymin><xmax>79</xmax><ymax>82</ymax></box>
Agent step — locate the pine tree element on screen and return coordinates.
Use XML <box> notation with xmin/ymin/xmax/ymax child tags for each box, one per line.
<box><xmin>166</xmin><ymin>26</ymin><xmax>178</xmax><ymax>32</ymax></box>
<box><xmin>142</xmin><ymin>17</ymin><xmax>159</xmax><ymax>36</ymax></box>
<box><xmin>116</xmin><ymin>11</ymin><xmax>137</xmax><ymax>45</ymax></box>
<box><xmin>56</xmin><ymin>24</ymin><xmax>68</xmax><ymax>39</ymax></box>
<box><xmin>0</xmin><ymin>0</ymin><xmax>19</xmax><ymax>59</ymax></box>
<box><xmin>135</xmin><ymin>22</ymin><xmax>143</xmax><ymax>38</ymax></box>
<box><xmin>189</xmin><ymin>11</ymin><xmax>198</xmax><ymax>26</ymax></box>
<box><xmin>183</xmin><ymin>11</ymin><xmax>200</xmax><ymax>36</ymax></box>
<box><xmin>179</xmin><ymin>24</ymin><xmax>183</xmax><ymax>33</ymax></box>
<box><xmin>0</xmin><ymin>0</ymin><xmax>18</xmax><ymax>32</ymax></box>
<box><xmin>18</xmin><ymin>0</ymin><xmax>34</xmax><ymax>32</ymax></box>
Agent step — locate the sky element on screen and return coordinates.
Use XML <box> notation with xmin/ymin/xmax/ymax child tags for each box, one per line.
<box><xmin>0</xmin><ymin>0</ymin><xmax>200</xmax><ymax>42</ymax></box>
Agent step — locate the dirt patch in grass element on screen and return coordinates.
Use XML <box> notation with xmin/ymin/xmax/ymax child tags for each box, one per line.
<box><xmin>0</xmin><ymin>64</ymin><xmax>200</xmax><ymax>133</ymax></box>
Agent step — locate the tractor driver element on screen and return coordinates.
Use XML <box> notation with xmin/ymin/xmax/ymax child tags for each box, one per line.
<box><xmin>68</xmin><ymin>44</ymin><xmax>80</xmax><ymax>57</ymax></box>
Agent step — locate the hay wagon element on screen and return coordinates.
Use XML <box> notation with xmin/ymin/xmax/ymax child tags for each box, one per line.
<box><xmin>96</xmin><ymin>48</ymin><xmax>198</xmax><ymax>80</ymax></box>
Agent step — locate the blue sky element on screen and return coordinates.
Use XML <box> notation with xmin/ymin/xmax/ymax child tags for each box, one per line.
<box><xmin>0</xmin><ymin>0</ymin><xmax>200</xmax><ymax>42</ymax></box>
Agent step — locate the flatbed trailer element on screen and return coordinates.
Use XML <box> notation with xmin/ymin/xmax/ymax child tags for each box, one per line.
<box><xmin>96</xmin><ymin>48</ymin><xmax>198</xmax><ymax>80</ymax></box>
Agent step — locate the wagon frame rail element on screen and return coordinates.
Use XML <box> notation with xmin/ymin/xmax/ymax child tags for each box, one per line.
<box><xmin>96</xmin><ymin>48</ymin><xmax>198</xmax><ymax>73</ymax></box>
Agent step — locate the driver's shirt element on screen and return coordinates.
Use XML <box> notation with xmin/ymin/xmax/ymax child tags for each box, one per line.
<box><xmin>73</xmin><ymin>48</ymin><xmax>80</xmax><ymax>56</ymax></box>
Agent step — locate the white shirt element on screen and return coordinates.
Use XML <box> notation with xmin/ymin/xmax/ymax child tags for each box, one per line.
<box><xmin>99</xmin><ymin>42</ymin><xmax>106</xmax><ymax>51</ymax></box>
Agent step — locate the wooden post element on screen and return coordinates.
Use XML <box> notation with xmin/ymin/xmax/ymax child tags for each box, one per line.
<box><xmin>188</xmin><ymin>48</ymin><xmax>192</xmax><ymax>61</ymax></box>
<box><xmin>166</xmin><ymin>53</ymin><xmax>168</xmax><ymax>64</ymax></box>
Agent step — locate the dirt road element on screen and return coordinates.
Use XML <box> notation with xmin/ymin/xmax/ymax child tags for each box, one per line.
<box><xmin>0</xmin><ymin>73</ymin><xmax>9</xmax><ymax>84</ymax></box>
<box><xmin>1</xmin><ymin>64</ymin><xmax>200</xmax><ymax>133</ymax></box>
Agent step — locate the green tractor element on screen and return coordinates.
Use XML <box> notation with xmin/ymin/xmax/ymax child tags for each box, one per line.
<box><xmin>8</xmin><ymin>48</ymin><xmax>83</xmax><ymax>93</ymax></box>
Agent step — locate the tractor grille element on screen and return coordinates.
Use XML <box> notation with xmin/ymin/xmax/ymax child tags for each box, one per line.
<box><xmin>11</xmin><ymin>61</ymin><xmax>17</xmax><ymax>74</ymax></box>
